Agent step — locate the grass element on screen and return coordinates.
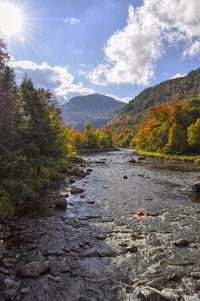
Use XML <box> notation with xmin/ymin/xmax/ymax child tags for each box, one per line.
<box><xmin>137</xmin><ymin>149</ymin><xmax>200</xmax><ymax>164</ymax></box>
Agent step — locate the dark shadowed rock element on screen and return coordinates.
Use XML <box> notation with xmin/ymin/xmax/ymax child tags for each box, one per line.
<box><xmin>69</xmin><ymin>177</ymin><xmax>76</xmax><ymax>184</ymax></box>
<box><xmin>4</xmin><ymin>278</ymin><xmax>20</xmax><ymax>300</ymax></box>
<box><xmin>123</xmin><ymin>175</ymin><xmax>128</xmax><ymax>179</ymax></box>
<box><xmin>95</xmin><ymin>161</ymin><xmax>106</xmax><ymax>164</ymax></box>
<box><xmin>174</xmin><ymin>238</ymin><xmax>189</xmax><ymax>247</ymax></box>
<box><xmin>54</xmin><ymin>199</ymin><xmax>67</xmax><ymax>210</ymax></box>
<box><xmin>86</xmin><ymin>200</ymin><xmax>95</xmax><ymax>204</ymax></box>
<box><xmin>138</xmin><ymin>156</ymin><xmax>146</xmax><ymax>161</ymax></box>
<box><xmin>128</xmin><ymin>158</ymin><xmax>137</xmax><ymax>163</ymax></box>
<box><xmin>126</xmin><ymin>244</ymin><xmax>138</xmax><ymax>253</ymax></box>
<box><xmin>19</xmin><ymin>261</ymin><xmax>49</xmax><ymax>278</ymax></box>
<box><xmin>192</xmin><ymin>182</ymin><xmax>200</xmax><ymax>193</ymax></box>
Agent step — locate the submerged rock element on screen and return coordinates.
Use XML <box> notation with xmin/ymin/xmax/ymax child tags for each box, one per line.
<box><xmin>19</xmin><ymin>261</ymin><xmax>49</xmax><ymax>278</ymax></box>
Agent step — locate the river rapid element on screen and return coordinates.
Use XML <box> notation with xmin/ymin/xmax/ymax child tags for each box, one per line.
<box><xmin>2</xmin><ymin>149</ymin><xmax>200</xmax><ymax>301</ymax></box>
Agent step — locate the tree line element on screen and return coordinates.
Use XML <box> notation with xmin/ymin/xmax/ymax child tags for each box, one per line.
<box><xmin>132</xmin><ymin>99</ymin><xmax>200</xmax><ymax>154</ymax></box>
<box><xmin>0</xmin><ymin>40</ymin><xmax>68</xmax><ymax>216</ymax></box>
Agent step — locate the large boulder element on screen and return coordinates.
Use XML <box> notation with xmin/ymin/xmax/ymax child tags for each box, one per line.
<box><xmin>19</xmin><ymin>261</ymin><xmax>49</xmax><ymax>278</ymax></box>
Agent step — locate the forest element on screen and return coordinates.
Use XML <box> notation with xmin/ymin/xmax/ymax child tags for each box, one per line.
<box><xmin>133</xmin><ymin>99</ymin><xmax>200</xmax><ymax>154</ymax></box>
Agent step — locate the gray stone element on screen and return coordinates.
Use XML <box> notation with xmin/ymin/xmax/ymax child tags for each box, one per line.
<box><xmin>20</xmin><ymin>287</ymin><xmax>30</xmax><ymax>294</ymax></box>
<box><xmin>0</xmin><ymin>267</ymin><xmax>9</xmax><ymax>275</ymax></box>
<box><xmin>19</xmin><ymin>261</ymin><xmax>49</xmax><ymax>278</ymax></box>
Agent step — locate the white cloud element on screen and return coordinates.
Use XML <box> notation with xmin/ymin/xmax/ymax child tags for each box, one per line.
<box><xmin>89</xmin><ymin>0</ymin><xmax>200</xmax><ymax>86</ymax></box>
<box><xmin>64</xmin><ymin>17</ymin><xmax>80</xmax><ymax>25</ymax></box>
<box><xmin>10</xmin><ymin>59</ymin><xmax>94</xmax><ymax>103</ymax></box>
<box><xmin>170</xmin><ymin>73</ymin><xmax>186</xmax><ymax>79</ymax></box>
<box><xmin>183</xmin><ymin>40</ymin><xmax>200</xmax><ymax>58</ymax></box>
<box><xmin>105</xmin><ymin>94</ymin><xmax>132</xmax><ymax>103</ymax></box>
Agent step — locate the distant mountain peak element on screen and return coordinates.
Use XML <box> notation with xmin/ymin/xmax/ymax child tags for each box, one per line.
<box><xmin>60</xmin><ymin>93</ymin><xmax>125</xmax><ymax>129</ymax></box>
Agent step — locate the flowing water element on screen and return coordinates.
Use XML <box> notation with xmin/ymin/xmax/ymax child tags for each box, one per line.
<box><xmin>4</xmin><ymin>149</ymin><xmax>200</xmax><ymax>301</ymax></box>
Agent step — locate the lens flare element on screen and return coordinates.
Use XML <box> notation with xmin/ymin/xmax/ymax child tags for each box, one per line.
<box><xmin>0</xmin><ymin>2</ymin><xmax>23</xmax><ymax>35</ymax></box>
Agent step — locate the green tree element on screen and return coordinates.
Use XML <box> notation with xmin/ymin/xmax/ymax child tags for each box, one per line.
<box><xmin>166</xmin><ymin>124</ymin><xmax>187</xmax><ymax>153</ymax></box>
<box><xmin>84</xmin><ymin>123</ymin><xmax>99</xmax><ymax>149</ymax></box>
<box><xmin>188</xmin><ymin>118</ymin><xmax>200</xmax><ymax>151</ymax></box>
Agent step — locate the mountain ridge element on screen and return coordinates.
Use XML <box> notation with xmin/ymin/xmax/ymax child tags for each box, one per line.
<box><xmin>61</xmin><ymin>93</ymin><xmax>125</xmax><ymax>129</ymax></box>
<box><xmin>110</xmin><ymin>68</ymin><xmax>200</xmax><ymax>128</ymax></box>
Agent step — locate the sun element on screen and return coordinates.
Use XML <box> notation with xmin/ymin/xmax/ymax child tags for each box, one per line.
<box><xmin>0</xmin><ymin>2</ymin><xmax>23</xmax><ymax>35</ymax></box>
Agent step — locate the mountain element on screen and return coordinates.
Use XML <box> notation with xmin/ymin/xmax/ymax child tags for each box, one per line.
<box><xmin>110</xmin><ymin>68</ymin><xmax>200</xmax><ymax>129</ymax></box>
<box><xmin>60</xmin><ymin>93</ymin><xmax>125</xmax><ymax>129</ymax></box>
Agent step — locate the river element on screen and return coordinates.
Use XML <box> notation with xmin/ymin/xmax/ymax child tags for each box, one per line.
<box><xmin>2</xmin><ymin>149</ymin><xmax>200</xmax><ymax>301</ymax></box>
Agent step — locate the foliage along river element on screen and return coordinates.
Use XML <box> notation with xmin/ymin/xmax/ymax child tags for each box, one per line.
<box><xmin>3</xmin><ymin>149</ymin><xmax>200</xmax><ymax>301</ymax></box>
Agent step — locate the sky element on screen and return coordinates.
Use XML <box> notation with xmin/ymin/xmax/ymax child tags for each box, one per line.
<box><xmin>1</xmin><ymin>0</ymin><xmax>200</xmax><ymax>103</ymax></box>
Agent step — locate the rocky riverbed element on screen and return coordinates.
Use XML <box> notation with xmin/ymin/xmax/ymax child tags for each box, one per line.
<box><xmin>1</xmin><ymin>149</ymin><xmax>200</xmax><ymax>301</ymax></box>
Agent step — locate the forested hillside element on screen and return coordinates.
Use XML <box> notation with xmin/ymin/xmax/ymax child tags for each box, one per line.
<box><xmin>124</xmin><ymin>69</ymin><xmax>200</xmax><ymax>115</ymax></box>
<box><xmin>61</xmin><ymin>93</ymin><xmax>125</xmax><ymax>129</ymax></box>
<box><xmin>108</xmin><ymin>68</ymin><xmax>200</xmax><ymax>147</ymax></box>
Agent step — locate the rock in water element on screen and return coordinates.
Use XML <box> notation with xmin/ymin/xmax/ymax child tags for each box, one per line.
<box><xmin>19</xmin><ymin>261</ymin><xmax>49</xmax><ymax>278</ymax></box>
<box><xmin>136</xmin><ymin>287</ymin><xmax>176</xmax><ymax>301</ymax></box>
<box><xmin>71</xmin><ymin>187</ymin><xmax>85</xmax><ymax>194</ymax></box>
<box><xmin>95</xmin><ymin>161</ymin><xmax>106</xmax><ymax>164</ymax></box>
<box><xmin>128</xmin><ymin>158</ymin><xmax>137</xmax><ymax>163</ymax></box>
<box><xmin>174</xmin><ymin>238</ymin><xmax>189</xmax><ymax>247</ymax></box>
<box><xmin>138</xmin><ymin>156</ymin><xmax>146</xmax><ymax>161</ymax></box>
<box><xmin>192</xmin><ymin>182</ymin><xmax>200</xmax><ymax>193</ymax></box>
<box><xmin>126</xmin><ymin>244</ymin><xmax>138</xmax><ymax>253</ymax></box>
<box><xmin>54</xmin><ymin>199</ymin><xmax>67</xmax><ymax>209</ymax></box>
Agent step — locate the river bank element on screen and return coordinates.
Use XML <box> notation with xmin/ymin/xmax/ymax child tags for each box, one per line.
<box><xmin>137</xmin><ymin>150</ymin><xmax>200</xmax><ymax>164</ymax></box>
<box><xmin>1</xmin><ymin>149</ymin><xmax>200</xmax><ymax>300</ymax></box>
